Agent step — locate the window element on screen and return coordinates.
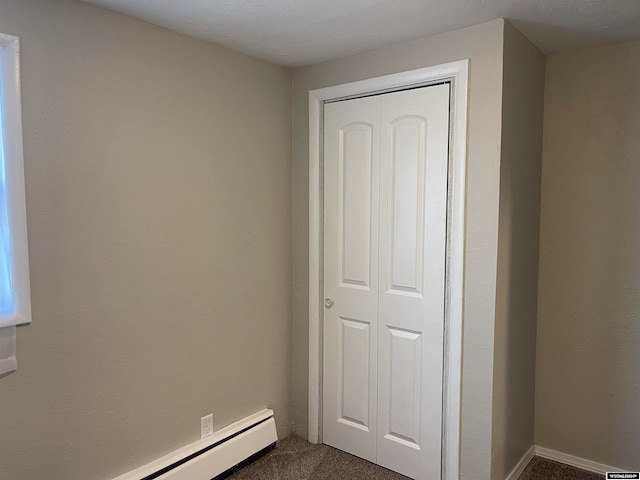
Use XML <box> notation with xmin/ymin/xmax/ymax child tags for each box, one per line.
<box><xmin>0</xmin><ymin>33</ymin><xmax>32</xmax><ymax>375</ymax></box>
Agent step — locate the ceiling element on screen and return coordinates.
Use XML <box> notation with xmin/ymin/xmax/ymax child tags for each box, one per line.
<box><xmin>82</xmin><ymin>0</ymin><xmax>640</xmax><ymax>67</ymax></box>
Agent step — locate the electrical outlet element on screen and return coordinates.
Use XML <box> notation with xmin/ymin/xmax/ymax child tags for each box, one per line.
<box><xmin>201</xmin><ymin>414</ymin><xmax>213</xmax><ymax>439</ymax></box>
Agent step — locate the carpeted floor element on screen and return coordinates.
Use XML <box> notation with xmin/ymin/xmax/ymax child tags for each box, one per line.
<box><xmin>226</xmin><ymin>435</ymin><xmax>408</xmax><ymax>480</ymax></box>
<box><xmin>519</xmin><ymin>456</ymin><xmax>602</xmax><ymax>480</ymax></box>
<box><xmin>226</xmin><ymin>435</ymin><xmax>601</xmax><ymax>480</ymax></box>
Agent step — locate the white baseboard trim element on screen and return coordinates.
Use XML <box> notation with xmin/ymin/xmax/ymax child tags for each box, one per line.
<box><xmin>535</xmin><ymin>446</ymin><xmax>622</xmax><ymax>475</ymax></box>
<box><xmin>506</xmin><ymin>445</ymin><xmax>536</xmax><ymax>480</ymax></box>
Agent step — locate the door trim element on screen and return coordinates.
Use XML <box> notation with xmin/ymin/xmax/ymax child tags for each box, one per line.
<box><xmin>308</xmin><ymin>60</ymin><xmax>468</xmax><ymax>480</ymax></box>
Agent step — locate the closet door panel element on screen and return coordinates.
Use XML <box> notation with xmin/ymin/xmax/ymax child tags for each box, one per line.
<box><xmin>322</xmin><ymin>95</ymin><xmax>380</xmax><ymax>462</ymax></box>
<box><xmin>377</xmin><ymin>84</ymin><xmax>450</xmax><ymax>480</ymax></box>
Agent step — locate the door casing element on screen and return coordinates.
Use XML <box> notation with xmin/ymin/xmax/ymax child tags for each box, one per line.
<box><xmin>308</xmin><ymin>60</ymin><xmax>468</xmax><ymax>480</ymax></box>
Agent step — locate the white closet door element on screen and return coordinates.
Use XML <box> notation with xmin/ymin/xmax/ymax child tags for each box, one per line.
<box><xmin>322</xmin><ymin>95</ymin><xmax>380</xmax><ymax>462</ymax></box>
<box><xmin>377</xmin><ymin>84</ymin><xmax>450</xmax><ymax>479</ymax></box>
<box><xmin>322</xmin><ymin>83</ymin><xmax>450</xmax><ymax>479</ymax></box>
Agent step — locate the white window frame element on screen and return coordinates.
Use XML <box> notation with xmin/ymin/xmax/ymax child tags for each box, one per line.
<box><xmin>0</xmin><ymin>33</ymin><xmax>31</xmax><ymax>328</ymax></box>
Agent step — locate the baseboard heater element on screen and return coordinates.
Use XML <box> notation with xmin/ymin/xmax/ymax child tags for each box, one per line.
<box><xmin>112</xmin><ymin>409</ymin><xmax>277</xmax><ymax>480</ymax></box>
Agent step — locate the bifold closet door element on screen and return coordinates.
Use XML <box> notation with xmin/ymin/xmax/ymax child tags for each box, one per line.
<box><xmin>376</xmin><ymin>84</ymin><xmax>449</xmax><ymax>480</ymax></box>
<box><xmin>322</xmin><ymin>83</ymin><xmax>450</xmax><ymax>480</ymax></box>
<box><xmin>322</xmin><ymin>95</ymin><xmax>380</xmax><ymax>462</ymax></box>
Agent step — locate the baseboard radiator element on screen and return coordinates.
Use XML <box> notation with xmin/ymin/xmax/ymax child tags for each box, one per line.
<box><xmin>113</xmin><ymin>409</ymin><xmax>277</xmax><ymax>480</ymax></box>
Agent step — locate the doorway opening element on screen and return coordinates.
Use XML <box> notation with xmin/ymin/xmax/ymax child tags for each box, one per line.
<box><xmin>308</xmin><ymin>60</ymin><xmax>468</xmax><ymax>480</ymax></box>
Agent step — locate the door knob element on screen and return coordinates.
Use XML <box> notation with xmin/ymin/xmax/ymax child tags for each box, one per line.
<box><xmin>324</xmin><ymin>298</ymin><xmax>334</xmax><ymax>309</ymax></box>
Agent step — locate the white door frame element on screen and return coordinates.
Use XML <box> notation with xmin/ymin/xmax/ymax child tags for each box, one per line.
<box><xmin>308</xmin><ymin>60</ymin><xmax>468</xmax><ymax>480</ymax></box>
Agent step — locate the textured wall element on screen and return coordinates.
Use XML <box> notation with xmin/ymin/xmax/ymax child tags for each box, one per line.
<box><xmin>536</xmin><ymin>40</ymin><xmax>640</xmax><ymax>470</ymax></box>
<box><xmin>491</xmin><ymin>21</ymin><xmax>545</xmax><ymax>480</ymax></box>
<box><xmin>0</xmin><ymin>1</ymin><xmax>292</xmax><ymax>479</ymax></box>
<box><xmin>292</xmin><ymin>20</ymin><xmax>505</xmax><ymax>480</ymax></box>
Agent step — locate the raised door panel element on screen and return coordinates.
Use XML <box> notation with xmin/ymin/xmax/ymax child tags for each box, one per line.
<box><xmin>338</xmin><ymin>317</ymin><xmax>371</xmax><ymax>429</ymax></box>
<box><xmin>340</xmin><ymin>123</ymin><xmax>373</xmax><ymax>289</ymax></box>
<box><xmin>388</xmin><ymin>116</ymin><xmax>427</xmax><ymax>295</ymax></box>
<box><xmin>385</xmin><ymin>326</ymin><xmax>422</xmax><ymax>448</ymax></box>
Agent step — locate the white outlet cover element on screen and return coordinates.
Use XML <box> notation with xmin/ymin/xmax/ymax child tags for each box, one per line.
<box><xmin>200</xmin><ymin>414</ymin><xmax>213</xmax><ymax>439</ymax></box>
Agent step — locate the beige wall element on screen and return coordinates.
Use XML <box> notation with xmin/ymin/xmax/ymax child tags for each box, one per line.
<box><xmin>492</xmin><ymin>22</ymin><xmax>545</xmax><ymax>480</ymax></box>
<box><xmin>536</xmin><ymin>40</ymin><xmax>640</xmax><ymax>470</ymax></box>
<box><xmin>12</xmin><ymin>1</ymin><xmax>635</xmax><ymax>476</ymax></box>
<box><xmin>0</xmin><ymin>1</ymin><xmax>292</xmax><ymax>479</ymax></box>
<box><xmin>292</xmin><ymin>20</ymin><xmax>506</xmax><ymax>479</ymax></box>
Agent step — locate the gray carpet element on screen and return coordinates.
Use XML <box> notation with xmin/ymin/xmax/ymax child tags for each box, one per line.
<box><xmin>227</xmin><ymin>435</ymin><xmax>600</xmax><ymax>480</ymax></box>
<box><xmin>226</xmin><ymin>435</ymin><xmax>408</xmax><ymax>480</ymax></box>
<box><xmin>519</xmin><ymin>456</ymin><xmax>603</xmax><ymax>480</ymax></box>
